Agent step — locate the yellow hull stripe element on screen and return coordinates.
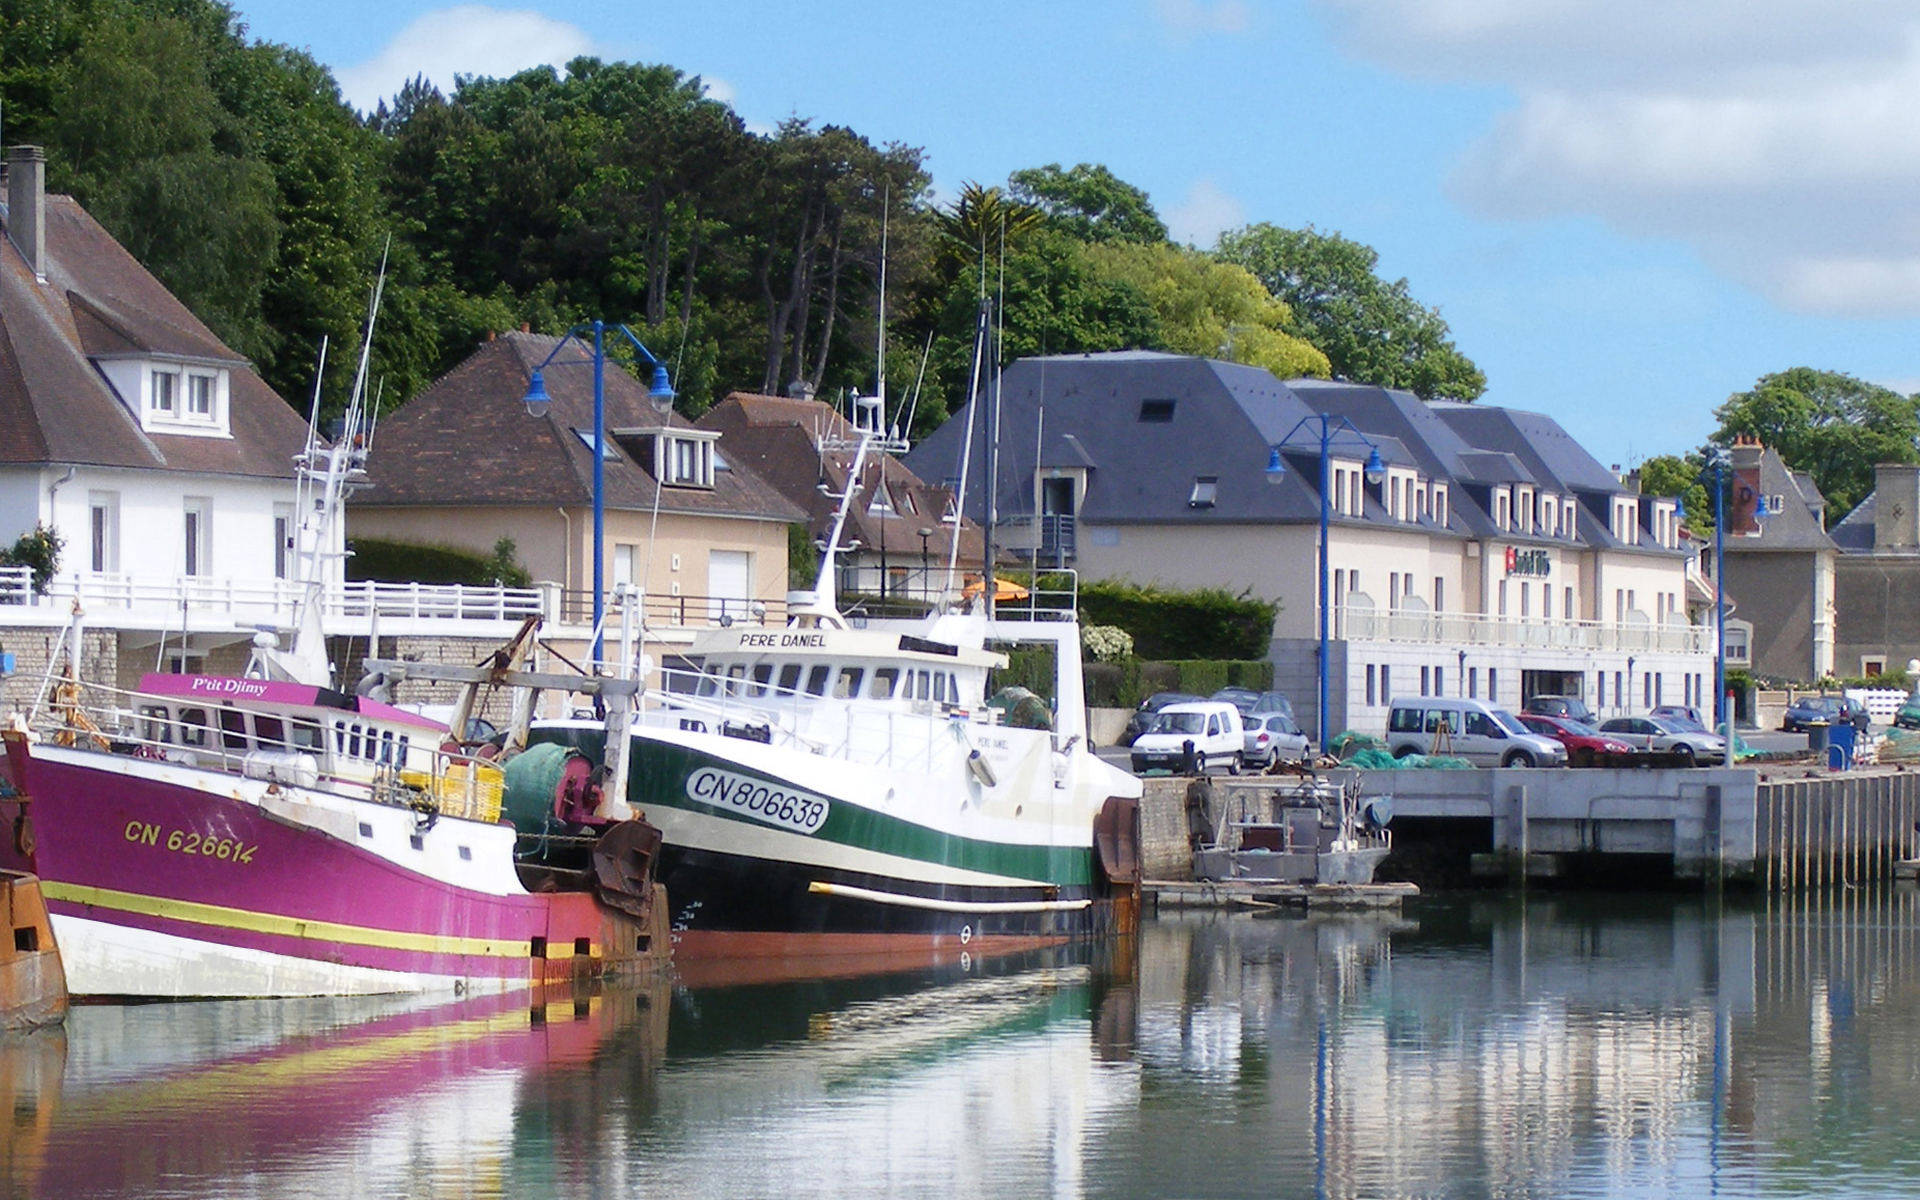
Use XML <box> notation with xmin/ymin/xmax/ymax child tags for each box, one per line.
<box><xmin>41</xmin><ymin>881</ymin><xmax>555</xmax><ymax>960</ymax></box>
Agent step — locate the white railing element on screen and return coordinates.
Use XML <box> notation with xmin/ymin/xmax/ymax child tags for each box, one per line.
<box><xmin>1338</xmin><ymin>604</ymin><xmax>1714</xmax><ymax>654</ymax></box>
<box><xmin>0</xmin><ymin>569</ymin><xmax>547</xmax><ymax>627</ymax></box>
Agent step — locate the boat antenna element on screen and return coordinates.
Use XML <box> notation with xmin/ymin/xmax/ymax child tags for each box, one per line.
<box><xmin>252</xmin><ymin>238</ymin><xmax>389</xmax><ymax>685</ymax></box>
<box><xmin>944</xmin><ymin>300</ymin><xmax>990</xmax><ymax>602</ymax></box>
<box><xmin>811</xmin><ymin>433</ymin><xmax>873</xmax><ymax>607</ymax></box>
<box><xmin>875</xmin><ymin>178</ymin><xmax>888</xmax><ymax>420</ymax></box>
<box><xmin>896</xmin><ymin>330</ymin><xmax>932</xmax><ymax>449</ymax></box>
<box><xmin>982</xmin><ymin>215</ymin><xmax>1008</xmax><ymax>616</ymax></box>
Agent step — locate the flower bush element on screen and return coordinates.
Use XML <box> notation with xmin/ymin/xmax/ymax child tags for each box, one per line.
<box><xmin>1081</xmin><ymin>624</ymin><xmax>1134</xmax><ymax>664</ymax></box>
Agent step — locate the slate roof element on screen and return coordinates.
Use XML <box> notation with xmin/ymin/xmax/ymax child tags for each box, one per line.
<box><xmin>359</xmin><ymin>334</ymin><xmax>803</xmax><ymax>523</ymax></box>
<box><xmin>904</xmin><ymin>352</ymin><xmax>1645</xmax><ymax>553</ymax></box>
<box><xmin>1428</xmin><ymin>402</ymin><xmax>1622</xmax><ymax>494</ymax></box>
<box><xmin>696</xmin><ymin>392</ymin><xmax>987</xmax><ymax>564</ymax></box>
<box><xmin>1723</xmin><ymin>447</ymin><xmax>1838</xmax><ymax>553</ymax></box>
<box><xmin>1829</xmin><ymin>493</ymin><xmax>1875</xmax><ymax>552</ymax></box>
<box><xmin>0</xmin><ymin>189</ymin><xmax>308</xmax><ymax>476</ymax></box>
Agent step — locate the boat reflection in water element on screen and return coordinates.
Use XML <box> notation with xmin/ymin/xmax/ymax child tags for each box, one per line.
<box><xmin>1</xmin><ymin>979</ymin><xmax>670</xmax><ymax>1199</ymax></box>
<box><xmin>13</xmin><ymin>894</ymin><xmax>1920</xmax><ymax>1198</ymax></box>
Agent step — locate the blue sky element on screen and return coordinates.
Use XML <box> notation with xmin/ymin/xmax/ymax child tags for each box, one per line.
<box><xmin>231</xmin><ymin>0</ymin><xmax>1920</xmax><ymax>471</ymax></box>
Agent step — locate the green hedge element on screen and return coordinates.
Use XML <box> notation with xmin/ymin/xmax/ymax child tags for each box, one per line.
<box><xmin>1077</xmin><ymin>579</ymin><xmax>1278</xmax><ymax>660</ymax></box>
<box><xmin>1082</xmin><ymin>659</ymin><xmax>1273</xmax><ymax>708</ymax></box>
<box><xmin>347</xmin><ymin>537</ymin><xmax>531</xmax><ymax>587</ymax></box>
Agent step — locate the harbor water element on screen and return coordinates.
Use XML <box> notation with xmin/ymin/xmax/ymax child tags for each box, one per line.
<box><xmin>7</xmin><ymin>890</ymin><xmax>1920</xmax><ymax>1198</ymax></box>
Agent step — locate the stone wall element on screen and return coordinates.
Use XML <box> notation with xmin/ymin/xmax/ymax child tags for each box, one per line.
<box><xmin>0</xmin><ymin>628</ymin><xmax>116</xmax><ymax>713</ymax></box>
<box><xmin>1140</xmin><ymin>776</ymin><xmax>1192</xmax><ymax>881</ymax></box>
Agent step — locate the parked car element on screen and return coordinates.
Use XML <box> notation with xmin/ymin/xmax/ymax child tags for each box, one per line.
<box><xmin>1523</xmin><ymin>694</ymin><xmax>1597</xmax><ymax>725</ymax></box>
<box><xmin>1597</xmin><ymin>715</ymin><xmax>1727</xmax><ymax>765</ymax></box>
<box><xmin>1781</xmin><ymin>695</ymin><xmax>1869</xmax><ymax>733</ymax></box>
<box><xmin>1120</xmin><ymin>691</ymin><xmax>1205</xmax><ymax>746</ymax></box>
<box><xmin>1649</xmin><ymin>705</ymin><xmax>1709</xmax><ymax>730</ymax></box>
<box><xmin>1130</xmin><ymin>702</ymin><xmax>1245</xmax><ymax>775</ymax></box>
<box><xmin>1210</xmin><ymin>687</ymin><xmax>1294</xmax><ymax>717</ymax></box>
<box><xmin>1518</xmin><ymin>713</ymin><xmax>1637</xmax><ymax>767</ymax></box>
<box><xmin>1896</xmin><ymin>697</ymin><xmax>1920</xmax><ymax>730</ymax></box>
<box><xmin>1385</xmin><ymin>697</ymin><xmax>1568</xmax><ymax>768</ymax></box>
<box><xmin>1244</xmin><ymin>712</ymin><xmax>1313</xmax><ymax>768</ymax></box>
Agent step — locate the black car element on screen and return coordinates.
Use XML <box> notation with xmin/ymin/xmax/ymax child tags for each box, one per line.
<box><xmin>1121</xmin><ymin>692</ymin><xmax>1205</xmax><ymax>746</ymax></box>
<box><xmin>1523</xmin><ymin>695</ymin><xmax>1596</xmax><ymax>725</ymax></box>
<box><xmin>1209</xmin><ymin>688</ymin><xmax>1294</xmax><ymax>718</ymax></box>
<box><xmin>1781</xmin><ymin>695</ymin><xmax>1869</xmax><ymax>732</ymax></box>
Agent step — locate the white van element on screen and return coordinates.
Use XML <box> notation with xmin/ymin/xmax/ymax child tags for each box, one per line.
<box><xmin>1385</xmin><ymin>697</ymin><xmax>1567</xmax><ymax>768</ymax></box>
<box><xmin>1130</xmin><ymin>701</ymin><xmax>1245</xmax><ymax>774</ymax></box>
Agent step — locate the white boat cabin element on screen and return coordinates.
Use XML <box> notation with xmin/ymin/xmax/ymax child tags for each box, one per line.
<box><xmin>674</xmin><ymin>626</ymin><xmax>1005</xmax><ymax>717</ymax></box>
<box><xmin>126</xmin><ymin>674</ymin><xmax>449</xmax><ymax>784</ymax></box>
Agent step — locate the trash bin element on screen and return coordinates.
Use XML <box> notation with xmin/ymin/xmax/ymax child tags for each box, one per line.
<box><xmin>1828</xmin><ymin>720</ymin><xmax>1857</xmax><ymax>769</ymax></box>
<box><xmin>1807</xmin><ymin>721</ymin><xmax>1830</xmax><ymax>755</ymax></box>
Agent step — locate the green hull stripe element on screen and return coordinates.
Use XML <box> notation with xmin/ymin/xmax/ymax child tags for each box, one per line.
<box><xmin>559</xmin><ymin>731</ymin><xmax>1093</xmax><ymax>887</ymax></box>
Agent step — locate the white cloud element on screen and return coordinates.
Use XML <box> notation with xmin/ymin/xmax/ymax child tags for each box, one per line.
<box><xmin>1153</xmin><ymin>0</ymin><xmax>1252</xmax><ymax>36</ymax></box>
<box><xmin>1317</xmin><ymin>0</ymin><xmax>1920</xmax><ymax>316</ymax></box>
<box><xmin>335</xmin><ymin>6</ymin><xmax>596</xmax><ymax>112</ymax></box>
<box><xmin>1165</xmin><ymin>178</ymin><xmax>1246</xmax><ymax>248</ymax></box>
<box><xmin>700</xmin><ymin>75</ymin><xmax>736</xmax><ymax>105</ymax></box>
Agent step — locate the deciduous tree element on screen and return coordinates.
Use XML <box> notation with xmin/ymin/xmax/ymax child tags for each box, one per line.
<box><xmin>1213</xmin><ymin>223</ymin><xmax>1485</xmax><ymax>401</ymax></box>
<box><xmin>1711</xmin><ymin>368</ymin><xmax>1920</xmax><ymax>523</ymax></box>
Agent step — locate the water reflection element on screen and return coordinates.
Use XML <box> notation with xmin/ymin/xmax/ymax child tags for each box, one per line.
<box><xmin>7</xmin><ymin>892</ymin><xmax>1920</xmax><ymax>1198</ymax></box>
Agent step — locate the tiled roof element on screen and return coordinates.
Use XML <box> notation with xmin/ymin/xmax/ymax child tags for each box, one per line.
<box><xmin>698</xmin><ymin>392</ymin><xmax>987</xmax><ymax>564</ymax></box>
<box><xmin>0</xmin><ymin>191</ymin><xmax>306</xmax><ymax>476</ymax></box>
<box><xmin>359</xmin><ymin>335</ymin><xmax>804</xmax><ymax>523</ymax></box>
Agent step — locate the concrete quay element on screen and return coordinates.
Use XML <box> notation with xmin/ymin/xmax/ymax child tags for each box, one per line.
<box><xmin>1140</xmin><ymin>766</ymin><xmax>1920</xmax><ymax>890</ymax></box>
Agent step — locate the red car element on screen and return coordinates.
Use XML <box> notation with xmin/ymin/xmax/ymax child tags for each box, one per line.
<box><xmin>1519</xmin><ymin>713</ymin><xmax>1636</xmax><ymax>767</ymax></box>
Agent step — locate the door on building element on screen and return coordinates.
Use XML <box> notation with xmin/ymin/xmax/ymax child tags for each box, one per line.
<box><xmin>1521</xmin><ymin>669</ymin><xmax>1585</xmax><ymax>706</ymax></box>
<box><xmin>1040</xmin><ymin>477</ymin><xmax>1076</xmax><ymax>566</ymax></box>
<box><xmin>707</xmin><ymin>550</ymin><xmax>751</xmax><ymax>624</ymax></box>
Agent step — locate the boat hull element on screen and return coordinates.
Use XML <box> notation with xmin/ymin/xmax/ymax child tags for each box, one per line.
<box><xmin>0</xmin><ymin>741</ymin><xmax>666</xmax><ymax>999</ymax></box>
<box><xmin>538</xmin><ymin>726</ymin><xmax>1137</xmax><ymax>964</ymax></box>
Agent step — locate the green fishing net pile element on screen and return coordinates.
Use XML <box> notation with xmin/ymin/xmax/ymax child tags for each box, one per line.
<box><xmin>1329</xmin><ymin>730</ymin><xmax>1471</xmax><ymax>770</ymax></box>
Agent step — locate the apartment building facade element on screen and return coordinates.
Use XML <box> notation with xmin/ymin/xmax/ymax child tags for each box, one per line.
<box><xmin>907</xmin><ymin>352</ymin><xmax>1712</xmax><ymax>737</ymax></box>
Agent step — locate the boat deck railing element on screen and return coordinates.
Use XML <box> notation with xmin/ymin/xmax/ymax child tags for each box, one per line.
<box><xmin>645</xmin><ymin>662</ymin><xmax>1073</xmax><ymax>770</ymax></box>
<box><xmin>25</xmin><ymin>677</ymin><xmax>503</xmax><ymax>824</ymax></box>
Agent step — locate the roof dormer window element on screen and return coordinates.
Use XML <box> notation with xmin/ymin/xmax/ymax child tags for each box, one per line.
<box><xmin>650</xmin><ymin>430</ymin><xmax>716</xmax><ymax>489</ymax></box>
<box><xmin>127</xmin><ymin>361</ymin><xmax>231</xmax><ymax>438</ymax></box>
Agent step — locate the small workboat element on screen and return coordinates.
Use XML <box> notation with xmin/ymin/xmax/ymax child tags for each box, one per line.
<box><xmin>0</xmin><ymin>869</ymin><xmax>65</xmax><ymax>1027</ymax></box>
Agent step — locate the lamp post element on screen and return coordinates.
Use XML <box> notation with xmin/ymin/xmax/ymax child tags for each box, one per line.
<box><xmin>1693</xmin><ymin>450</ymin><xmax>1731</xmax><ymax>745</ymax></box>
<box><xmin>522</xmin><ymin>320</ymin><xmax>674</xmax><ymax>667</ymax></box>
<box><xmin>919</xmin><ymin>526</ymin><xmax>933</xmax><ymax>603</ymax></box>
<box><xmin>1266</xmin><ymin>417</ymin><xmax>1386</xmax><ymax>750</ymax></box>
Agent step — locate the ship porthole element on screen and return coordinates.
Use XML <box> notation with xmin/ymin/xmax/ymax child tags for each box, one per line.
<box><xmin>959</xmin><ymin>924</ymin><xmax>973</xmax><ymax>945</ymax></box>
<box><xmin>959</xmin><ymin>951</ymin><xmax>972</xmax><ymax>972</ymax></box>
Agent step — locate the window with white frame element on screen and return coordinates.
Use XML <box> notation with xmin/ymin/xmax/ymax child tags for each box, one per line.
<box><xmin>151</xmin><ymin>369</ymin><xmax>177</xmax><ymax>415</ymax></box>
<box><xmin>183</xmin><ymin>497</ymin><xmax>211</xmax><ymax>577</ymax></box>
<box><xmin>272</xmin><ymin>503</ymin><xmax>293</xmax><ymax>580</ymax></box>
<box><xmin>1516</xmin><ymin>486</ymin><xmax>1534</xmax><ymax>534</ymax></box>
<box><xmin>186</xmin><ymin>373</ymin><xmax>215</xmax><ymax>419</ymax></box>
<box><xmin>657</xmin><ymin>433</ymin><xmax>715</xmax><ymax>489</ymax></box>
<box><xmin>88</xmin><ymin>491</ymin><xmax>119</xmax><ymax>573</ymax></box>
<box><xmin>1433</xmin><ymin>485</ymin><xmax>1448</xmax><ymax>528</ymax></box>
<box><xmin>1494</xmin><ymin>488</ymin><xmax>1511</xmax><ymax>530</ymax></box>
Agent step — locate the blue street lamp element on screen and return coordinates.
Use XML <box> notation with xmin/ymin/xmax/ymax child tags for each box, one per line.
<box><xmin>1266</xmin><ymin>418</ymin><xmax>1386</xmax><ymax>750</ymax></box>
<box><xmin>522</xmin><ymin>319</ymin><xmax>674</xmax><ymax>666</ymax></box>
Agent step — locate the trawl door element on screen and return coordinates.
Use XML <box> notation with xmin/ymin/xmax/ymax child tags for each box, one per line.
<box><xmin>707</xmin><ymin>550</ymin><xmax>750</xmax><ymax>624</ymax></box>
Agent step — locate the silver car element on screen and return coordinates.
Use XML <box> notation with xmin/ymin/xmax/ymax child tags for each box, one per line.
<box><xmin>1244</xmin><ymin>712</ymin><xmax>1312</xmax><ymax>768</ymax></box>
<box><xmin>1597</xmin><ymin>716</ymin><xmax>1727</xmax><ymax>765</ymax></box>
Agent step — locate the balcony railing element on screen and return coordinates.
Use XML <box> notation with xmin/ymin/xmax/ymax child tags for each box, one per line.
<box><xmin>1337</xmin><ymin>604</ymin><xmax>1714</xmax><ymax>655</ymax></box>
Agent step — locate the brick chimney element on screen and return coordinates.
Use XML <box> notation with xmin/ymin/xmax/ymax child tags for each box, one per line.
<box><xmin>5</xmin><ymin>145</ymin><xmax>44</xmax><ymax>279</ymax></box>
